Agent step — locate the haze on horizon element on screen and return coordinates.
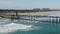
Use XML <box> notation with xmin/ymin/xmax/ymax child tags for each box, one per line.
<box><xmin>0</xmin><ymin>0</ymin><xmax>60</xmax><ymax>9</ymax></box>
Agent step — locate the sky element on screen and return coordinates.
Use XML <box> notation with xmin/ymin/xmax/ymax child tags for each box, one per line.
<box><xmin>0</xmin><ymin>0</ymin><xmax>60</xmax><ymax>9</ymax></box>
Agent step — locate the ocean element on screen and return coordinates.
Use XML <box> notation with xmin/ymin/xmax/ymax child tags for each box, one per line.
<box><xmin>0</xmin><ymin>18</ymin><xmax>60</xmax><ymax>34</ymax></box>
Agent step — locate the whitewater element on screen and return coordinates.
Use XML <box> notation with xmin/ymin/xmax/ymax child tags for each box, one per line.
<box><xmin>0</xmin><ymin>14</ymin><xmax>60</xmax><ymax>34</ymax></box>
<box><xmin>0</xmin><ymin>18</ymin><xmax>40</xmax><ymax>34</ymax></box>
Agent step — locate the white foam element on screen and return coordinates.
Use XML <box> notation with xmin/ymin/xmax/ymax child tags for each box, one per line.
<box><xmin>0</xmin><ymin>23</ymin><xmax>39</xmax><ymax>34</ymax></box>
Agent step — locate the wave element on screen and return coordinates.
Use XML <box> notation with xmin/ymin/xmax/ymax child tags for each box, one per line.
<box><xmin>0</xmin><ymin>19</ymin><xmax>11</xmax><ymax>25</ymax></box>
<box><xmin>0</xmin><ymin>23</ymin><xmax>40</xmax><ymax>34</ymax></box>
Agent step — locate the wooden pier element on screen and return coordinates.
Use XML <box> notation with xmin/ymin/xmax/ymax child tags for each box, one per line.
<box><xmin>8</xmin><ymin>14</ymin><xmax>60</xmax><ymax>24</ymax></box>
<box><xmin>2</xmin><ymin>11</ymin><xmax>60</xmax><ymax>24</ymax></box>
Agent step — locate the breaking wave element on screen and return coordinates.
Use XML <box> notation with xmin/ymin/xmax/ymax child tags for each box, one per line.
<box><xmin>0</xmin><ymin>18</ymin><xmax>43</xmax><ymax>34</ymax></box>
<box><xmin>0</xmin><ymin>23</ymin><xmax>40</xmax><ymax>34</ymax></box>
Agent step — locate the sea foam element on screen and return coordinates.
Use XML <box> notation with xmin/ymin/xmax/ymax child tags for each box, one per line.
<box><xmin>0</xmin><ymin>23</ymin><xmax>39</xmax><ymax>34</ymax></box>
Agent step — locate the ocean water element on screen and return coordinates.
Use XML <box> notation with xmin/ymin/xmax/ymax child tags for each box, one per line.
<box><xmin>0</xmin><ymin>18</ymin><xmax>60</xmax><ymax>34</ymax></box>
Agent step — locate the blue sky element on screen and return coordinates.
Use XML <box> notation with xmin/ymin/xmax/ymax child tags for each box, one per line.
<box><xmin>0</xmin><ymin>0</ymin><xmax>60</xmax><ymax>9</ymax></box>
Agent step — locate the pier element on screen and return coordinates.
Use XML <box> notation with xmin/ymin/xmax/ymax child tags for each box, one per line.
<box><xmin>9</xmin><ymin>14</ymin><xmax>60</xmax><ymax>24</ymax></box>
<box><xmin>0</xmin><ymin>11</ymin><xmax>60</xmax><ymax>24</ymax></box>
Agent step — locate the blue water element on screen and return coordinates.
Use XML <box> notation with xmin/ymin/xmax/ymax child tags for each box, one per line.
<box><xmin>0</xmin><ymin>19</ymin><xmax>60</xmax><ymax>34</ymax></box>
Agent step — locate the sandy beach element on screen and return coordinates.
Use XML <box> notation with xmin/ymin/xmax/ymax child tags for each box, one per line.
<box><xmin>18</xmin><ymin>11</ymin><xmax>60</xmax><ymax>16</ymax></box>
